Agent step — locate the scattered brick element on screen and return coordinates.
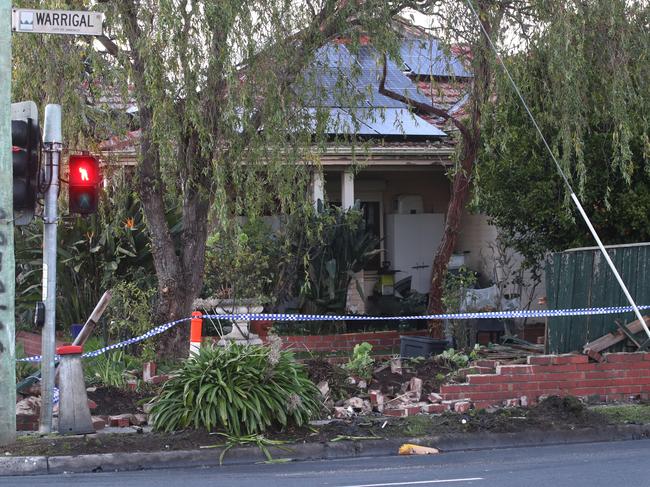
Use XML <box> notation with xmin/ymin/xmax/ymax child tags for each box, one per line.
<box><xmin>421</xmin><ymin>403</ymin><xmax>448</xmax><ymax>414</ymax></box>
<box><xmin>454</xmin><ymin>401</ymin><xmax>472</xmax><ymax>413</ymax></box>
<box><xmin>427</xmin><ymin>392</ymin><xmax>443</xmax><ymax>403</ymax></box>
<box><xmin>131</xmin><ymin>414</ymin><xmax>148</xmax><ymax>426</ymax></box>
<box><xmin>109</xmin><ymin>414</ymin><xmax>133</xmax><ymax>428</ymax></box>
<box><xmin>143</xmin><ymin>361</ymin><xmax>157</xmax><ymax>382</ymax></box>
<box><xmin>91</xmin><ymin>416</ymin><xmax>106</xmax><ymax>430</ymax></box>
<box><xmin>408</xmin><ymin>377</ymin><xmax>423</xmax><ymax>400</ymax></box>
<box><xmin>503</xmin><ymin>398</ymin><xmax>520</xmax><ymax>408</ymax></box>
<box><xmin>383</xmin><ymin>407</ymin><xmax>407</xmax><ymax>417</ymax></box>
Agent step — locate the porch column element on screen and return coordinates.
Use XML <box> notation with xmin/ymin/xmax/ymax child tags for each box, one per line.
<box><xmin>341</xmin><ymin>169</ymin><xmax>355</xmax><ymax>210</ymax></box>
<box><xmin>312</xmin><ymin>170</ymin><xmax>324</xmax><ymax>209</ymax></box>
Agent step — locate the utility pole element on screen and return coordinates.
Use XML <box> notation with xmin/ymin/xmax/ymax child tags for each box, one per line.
<box><xmin>39</xmin><ymin>105</ymin><xmax>62</xmax><ymax>434</ymax></box>
<box><xmin>0</xmin><ymin>0</ymin><xmax>16</xmax><ymax>446</ymax></box>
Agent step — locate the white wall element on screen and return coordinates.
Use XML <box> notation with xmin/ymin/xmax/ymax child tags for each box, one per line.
<box><xmin>457</xmin><ymin>211</ymin><xmax>546</xmax><ymax>311</ymax></box>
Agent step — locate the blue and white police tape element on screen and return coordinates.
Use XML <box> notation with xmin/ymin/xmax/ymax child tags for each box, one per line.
<box><xmin>16</xmin><ymin>304</ymin><xmax>650</xmax><ymax>364</ymax></box>
<box><xmin>16</xmin><ymin>315</ymin><xmax>191</xmax><ymax>364</ymax></box>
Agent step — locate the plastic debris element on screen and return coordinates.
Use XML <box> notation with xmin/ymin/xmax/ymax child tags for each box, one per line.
<box><xmin>398</xmin><ymin>444</ymin><xmax>440</xmax><ymax>455</ymax></box>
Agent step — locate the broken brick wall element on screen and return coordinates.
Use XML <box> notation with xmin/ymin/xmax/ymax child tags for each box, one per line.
<box><xmin>440</xmin><ymin>352</ymin><xmax>650</xmax><ymax>409</ymax></box>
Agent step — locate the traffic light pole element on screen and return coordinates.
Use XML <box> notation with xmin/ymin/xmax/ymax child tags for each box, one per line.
<box><xmin>39</xmin><ymin>105</ymin><xmax>61</xmax><ymax>434</ymax></box>
<box><xmin>0</xmin><ymin>0</ymin><xmax>16</xmax><ymax>446</ymax></box>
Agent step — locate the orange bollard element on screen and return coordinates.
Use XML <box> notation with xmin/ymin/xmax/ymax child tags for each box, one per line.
<box><xmin>190</xmin><ymin>311</ymin><xmax>203</xmax><ymax>356</ymax></box>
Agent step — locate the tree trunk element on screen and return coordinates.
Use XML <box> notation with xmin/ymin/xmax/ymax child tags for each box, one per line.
<box><xmin>427</xmin><ymin>137</ymin><xmax>478</xmax><ymax>337</ymax></box>
<box><xmin>426</xmin><ymin>2</ymin><xmax>497</xmax><ymax>337</ymax></box>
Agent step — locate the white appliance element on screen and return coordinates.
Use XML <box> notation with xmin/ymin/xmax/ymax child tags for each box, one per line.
<box><xmin>386</xmin><ymin>213</ymin><xmax>445</xmax><ymax>294</ymax></box>
<box><xmin>396</xmin><ymin>195</ymin><xmax>424</xmax><ymax>214</ymax></box>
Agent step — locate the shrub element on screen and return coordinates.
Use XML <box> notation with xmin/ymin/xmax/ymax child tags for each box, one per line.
<box><xmin>150</xmin><ymin>342</ymin><xmax>320</xmax><ymax>435</ymax></box>
<box><xmin>84</xmin><ymin>350</ymin><xmax>142</xmax><ymax>389</ymax></box>
<box><xmin>343</xmin><ymin>342</ymin><xmax>374</xmax><ymax>380</ymax></box>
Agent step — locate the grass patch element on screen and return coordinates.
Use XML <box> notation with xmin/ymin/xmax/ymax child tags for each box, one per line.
<box><xmin>403</xmin><ymin>415</ymin><xmax>433</xmax><ymax>437</ymax></box>
<box><xmin>591</xmin><ymin>404</ymin><xmax>650</xmax><ymax>424</ymax></box>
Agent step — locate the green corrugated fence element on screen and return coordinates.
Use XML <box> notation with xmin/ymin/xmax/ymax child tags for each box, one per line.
<box><xmin>546</xmin><ymin>242</ymin><xmax>650</xmax><ymax>353</ymax></box>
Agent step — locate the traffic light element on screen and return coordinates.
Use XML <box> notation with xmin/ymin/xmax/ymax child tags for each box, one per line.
<box><xmin>11</xmin><ymin>101</ymin><xmax>40</xmax><ymax>224</ymax></box>
<box><xmin>68</xmin><ymin>154</ymin><xmax>100</xmax><ymax>214</ymax></box>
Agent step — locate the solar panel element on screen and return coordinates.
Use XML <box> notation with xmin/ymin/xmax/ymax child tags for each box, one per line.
<box><xmin>352</xmin><ymin>46</ymin><xmax>433</xmax><ymax>107</ymax></box>
<box><xmin>347</xmin><ymin>108</ymin><xmax>446</xmax><ymax>137</ymax></box>
<box><xmin>400</xmin><ymin>38</ymin><xmax>471</xmax><ymax>78</ymax></box>
<box><xmin>298</xmin><ymin>42</ymin><xmax>448</xmax><ymax>138</ymax></box>
<box><xmin>308</xmin><ymin>108</ymin><xmax>379</xmax><ymax>135</ymax></box>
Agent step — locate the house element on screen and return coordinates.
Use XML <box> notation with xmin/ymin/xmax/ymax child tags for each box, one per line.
<box><xmin>98</xmin><ymin>29</ymin><xmax>542</xmax><ymax>319</ymax></box>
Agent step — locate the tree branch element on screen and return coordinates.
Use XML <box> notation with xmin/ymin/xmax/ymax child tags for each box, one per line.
<box><xmin>96</xmin><ymin>35</ymin><xmax>120</xmax><ymax>57</ymax></box>
<box><xmin>378</xmin><ymin>53</ymin><xmax>471</xmax><ymax>139</ymax></box>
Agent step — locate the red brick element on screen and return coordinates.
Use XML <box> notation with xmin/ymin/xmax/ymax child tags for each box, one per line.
<box><xmin>511</xmin><ymin>382</ymin><xmax>540</xmax><ymax>392</ymax></box>
<box><xmin>443</xmin><ymin>391</ymin><xmax>515</xmax><ymax>401</ymax></box>
<box><xmin>421</xmin><ymin>403</ymin><xmax>448</xmax><ymax>414</ymax></box>
<box><xmin>92</xmin><ymin>416</ymin><xmax>106</xmax><ymax>430</ymax></box>
<box><xmin>527</xmin><ymin>356</ymin><xmax>554</xmax><ymax>365</ymax></box>
<box><xmin>454</xmin><ymin>401</ymin><xmax>472</xmax><ymax>413</ymax></box>
<box><xmin>605</xmin><ymin>353</ymin><xmax>646</xmax><ymax>363</ymax></box>
<box><xmin>497</xmin><ymin>365</ymin><xmax>536</xmax><ymax>375</ymax></box>
<box><xmin>384</xmin><ymin>408</ymin><xmax>407</xmax><ymax>417</ymax></box>
<box><xmin>574</xmin><ymin>379</ymin><xmax>614</xmax><ymax>389</ymax></box>
<box><xmin>551</xmin><ymin>354</ymin><xmax>589</xmax><ymax>365</ymax></box>
<box><xmin>439</xmin><ymin>384</ymin><xmax>470</xmax><ymax>394</ymax></box>
<box><xmin>533</xmin><ymin>372</ymin><xmax>585</xmax><ymax>382</ymax></box>
<box><xmin>625</xmin><ymin>369</ymin><xmax>650</xmax><ymax>378</ymax></box>
<box><xmin>533</xmin><ymin>364</ymin><xmax>578</xmax><ymax>373</ymax></box>
<box><xmin>474</xmin><ymin>360</ymin><xmax>498</xmax><ymax>368</ymax></box>
<box><xmin>468</xmin><ymin>384</ymin><xmax>509</xmax><ymax>393</ymax></box>
<box><xmin>109</xmin><ymin>415</ymin><xmax>131</xmax><ymax>427</ymax></box>
<box><xmin>584</xmin><ymin>370</ymin><xmax>626</xmax><ymax>379</ymax></box>
<box><xmin>405</xmin><ymin>405</ymin><xmax>422</xmax><ymax>416</ymax></box>
<box><xmin>467</xmin><ymin>374</ymin><xmax>498</xmax><ymax>385</ymax></box>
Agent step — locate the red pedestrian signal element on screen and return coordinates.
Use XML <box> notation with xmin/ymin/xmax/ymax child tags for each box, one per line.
<box><xmin>68</xmin><ymin>155</ymin><xmax>100</xmax><ymax>214</ymax></box>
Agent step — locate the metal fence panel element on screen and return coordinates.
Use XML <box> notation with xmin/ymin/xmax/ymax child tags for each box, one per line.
<box><xmin>546</xmin><ymin>243</ymin><xmax>650</xmax><ymax>353</ymax></box>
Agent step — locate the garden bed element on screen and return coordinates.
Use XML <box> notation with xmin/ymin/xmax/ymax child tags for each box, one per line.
<box><xmin>5</xmin><ymin>397</ymin><xmax>640</xmax><ymax>457</ymax></box>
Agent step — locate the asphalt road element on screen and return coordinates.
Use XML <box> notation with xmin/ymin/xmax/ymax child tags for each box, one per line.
<box><xmin>2</xmin><ymin>439</ymin><xmax>650</xmax><ymax>487</ymax></box>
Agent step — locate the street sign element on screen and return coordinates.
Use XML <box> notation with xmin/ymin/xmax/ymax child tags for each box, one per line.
<box><xmin>11</xmin><ymin>8</ymin><xmax>103</xmax><ymax>36</ymax></box>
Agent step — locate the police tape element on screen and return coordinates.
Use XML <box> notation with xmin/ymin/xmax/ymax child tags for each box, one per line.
<box><xmin>16</xmin><ymin>304</ymin><xmax>650</xmax><ymax>363</ymax></box>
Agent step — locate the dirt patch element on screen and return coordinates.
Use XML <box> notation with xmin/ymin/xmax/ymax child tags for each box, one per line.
<box><xmin>370</xmin><ymin>359</ymin><xmax>452</xmax><ymax>397</ymax></box>
<box><xmin>87</xmin><ymin>386</ymin><xmax>158</xmax><ymax>416</ymax></box>
<box><xmin>304</xmin><ymin>358</ymin><xmax>357</xmax><ymax>401</ymax></box>
<box><xmin>4</xmin><ymin>396</ymin><xmax>616</xmax><ymax>457</ymax></box>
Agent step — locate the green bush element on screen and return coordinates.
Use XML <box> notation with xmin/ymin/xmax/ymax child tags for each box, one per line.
<box><xmin>106</xmin><ymin>282</ymin><xmax>157</xmax><ymax>360</ymax></box>
<box><xmin>84</xmin><ymin>350</ymin><xmax>142</xmax><ymax>389</ymax></box>
<box><xmin>15</xmin><ymin>344</ymin><xmax>37</xmax><ymax>382</ymax></box>
<box><xmin>343</xmin><ymin>342</ymin><xmax>374</xmax><ymax>380</ymax></box>
<box><xmin>150</xmin><ymin>343</ymin><xmax>321</xmax><ymax>435</ymax></box>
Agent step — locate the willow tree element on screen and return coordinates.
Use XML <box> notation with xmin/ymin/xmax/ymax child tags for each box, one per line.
<box><xmin>477</xmin><ymin>0</ymin><xmax>650</xmax><ymax>271</ymax></box>
<box><xmin>12</xmin><ymin>0</ymin><xmax>408</xmax><ymax>355</ymax></box>
<box><xmin>380</xmin><ymin>0</ymin><xmax>530</xmax><ymax>334</ymax></box>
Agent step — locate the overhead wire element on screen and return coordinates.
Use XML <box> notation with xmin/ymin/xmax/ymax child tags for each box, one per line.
<box><xmin>463</xmin><ymin>0</ymin><xmax>650</xmax><ymax>339</ymax></box>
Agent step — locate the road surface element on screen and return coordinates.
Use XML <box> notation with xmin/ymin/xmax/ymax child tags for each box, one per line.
<box><xmin>1</xmin><ymin>439</ymin><xmax>649</xmax><ymax>486</ymax></box>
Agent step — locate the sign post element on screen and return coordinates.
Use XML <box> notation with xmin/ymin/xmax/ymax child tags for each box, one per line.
<box><xmin>0</xmin><ymin>0</ymin><xmax>16</xmax><ymax>446</ymax></box>
<box><xmin>10</xmin><ymin>8</ymin><xmax>103</xmax><ymax>434</ymax></box>
<box><xmin>39</xmin><ymin>105</ymin><xmax>62</xmax><ymax>434</ymax></box>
